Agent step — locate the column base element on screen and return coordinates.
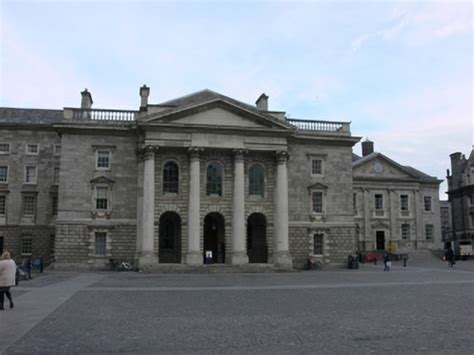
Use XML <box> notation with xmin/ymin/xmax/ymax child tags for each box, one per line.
<box><xmin>274</xmin><ymin>251</ymin><xmax>293</xmax><ymax>269</ymax></box>
<box><xmin>137</xmin><ymin>252</ymin><xmax>158</xmax><ymax>270</ymax></box>
<box><xmin>230</xmin><ymin>251</ymin><xmax>249</xmax><ymax>265</ymax></box>
<box><xmin>185</xmin><ymin>251</ymin><xmax>202</xmax><ymax>265</ymax></box>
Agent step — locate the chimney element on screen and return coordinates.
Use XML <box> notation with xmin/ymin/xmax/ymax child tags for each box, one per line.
<box><xmin>256</xmin><ymin>93</ymin><xmax>269</xmax><ymax>111</ymax></box>
<box><xmin>80</xmin><ymin>89</ymin><xmax>93</xmax><ymax>109</ymax></box>
<box><xmin>139</xmin><ymin>85</ymin><xmax>150</xmax><ymax>110</ymax></box>
<box><xmin>362</xmin><ymin>138</ymin><xmax>374</xmax><ymax>157</ymax></box>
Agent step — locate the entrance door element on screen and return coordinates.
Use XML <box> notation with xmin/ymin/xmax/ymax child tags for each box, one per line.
<box><xmin>159</xmin><ymin>212</ymin><xmax>182</xmax><ymax>263</ymax></box>
<box><xmin>247</xmin><ymin>213</ymin><xmax>267</xmax><ymax>263</ymax></box>
<box><xmin>376</xmin><ymin>231</ymin><xmax>385</xmax><ymax>250</ymax></box>
<box><xmin>203</xmin><ymin>213</ymin><xmax>225</xmax><ymax>263</ymax></box>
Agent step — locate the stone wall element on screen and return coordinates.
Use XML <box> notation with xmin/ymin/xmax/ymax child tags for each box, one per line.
<box><xmin>0</xmin><ymin>225</ymin><xmax>55</xmax><ymax>262</ymax></box>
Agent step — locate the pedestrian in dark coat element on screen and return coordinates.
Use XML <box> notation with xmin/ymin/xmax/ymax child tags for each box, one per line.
<box><xmin>0</xmin><ymin>251</ymin><xmax>17</xmax><ymax>310</ymax></box>
<box><xmin>444</xmin><ymin>248</ymin><xmax>455</xmax><ymax>268</ymax></box>
<box><xmin>383</xmin><ymin>252</ymin><xmax>392</xmax><ymax>271</ymax></box>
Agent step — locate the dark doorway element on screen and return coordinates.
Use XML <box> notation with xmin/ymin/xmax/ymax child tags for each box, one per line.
<box><xmin>203</xmin><ymin>213</ymin><xmax>225</xmax><ymax>263</ymax></box>
<box><xmin>247</xmin><ymin>213</ymin><xmax>268</xmax><ymax>263</ymax></box>
<box><xmin>376</xmin><ymin>231</ymin><xmax>385</xmax><ymax>250</ymax></box>
<box><xmin>0</xmin><ymin>236</ymin><xmax>3</xmax><ymax>254</ymax></box>
<box><xmin>159</xmin><ymin>212</ymin><xmax>182</xmax><ymax>263</ymax></box>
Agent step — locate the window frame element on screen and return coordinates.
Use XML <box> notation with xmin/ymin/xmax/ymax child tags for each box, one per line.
<box><xmin>0</xmin><ymin>143</ymin><xmax>10</xmax><ymax>155</ymax></box>
<box><xmin>312</xmin><ymin>233</ymin><xmax>324</xmax><ymax>256</ymax></box>
<box><xmin>95</xmin><ymin>150</ymin><xmax>111</xmax><ymax>170</ymax></box>
<box><xmin>53</xmin><ymin>167</ymin><xmax>60</xmax><ymax>185</ymax></box>
<box><xmin>22</xmin><ymin>193</ymin><xmax>36</xmax><ymax>217</ymax></box>
<box><xmin>401</xmin><ymin>223</ymin><xmax>410</xmax><ymax>240</ymax></box>
<box><xmin>425</xmin><ymin>224</ymin><xmax>434</xmax><ymax>240</ymax></box>
<box><xmin>0</xmin><ymin>165</ymin><xmax>8</xmax><ymax>183</ymax></box>
<box><xmin>0</xmin><ymin>194</ymin><xmax>6</xmax><ymax>216</ymax></box>
<box><xmin>424</xmin><ymin>196</ymin><xmax>432</xmax><ymax>212</ymax></box>
<box><xmin>248</xmin><ymin>163</ymin><xmax>265</xmax><ymax>197</ymax></box>
<box><xmin>54</xmin><ymin>144</ymin><xmax>61</xmax><ymax>156</ymax></box>
<box><xmin>206</xmin><ymin>161</ymin><xmax>224</xmax><ymax>197</ymax></box>
<box><xmin>94</xmin><ymin>231</ymin><xmax>107</xmax><ymax>256</ymax></box>
<box><xmin>21</xmin><ymin>236</ymin><xmax>33</xmax><ymax>255</ymax></box>
<box><xmin>311</xmin><ymin>191</ymin><xmax>324</xmax><ymax>214</ymax></box>
<box><xmin>311</xmin><ymin>158</ymin><xmax>323</xmax><ymax>176</ymax></box>
<box><xmin>95</xmin><ymin>185</ymin><xmax>109</xmax><ymax>211</ymax></box>
<box><xmin>25</xmin><ymin>144</ymin><xmax>39</xmax><ymax>155</ymax></box>
<box><xmin>24</xmin><ymin>165</ymin><xmax>37</xmax><ymax>184</ymax></box>
<box><xmin>163</xmin><ymin>160</ymin><xmax>180</xmax><ymax>195</ymax></box>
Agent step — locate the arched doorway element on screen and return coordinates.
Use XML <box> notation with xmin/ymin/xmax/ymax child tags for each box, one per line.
<box><xmin>247</xmin><ymin>213</ymin><xmax>267</xmax><ymax>263</ymax></box>
<box><xmin>159</xmin><ymin>212</ymin><xmax>182</xmax><ymax>263</ymax></box>
<box><xmin>203</xmin><ymin>213</ymin><xmax>225</xmax><ymax>263</ymax></box>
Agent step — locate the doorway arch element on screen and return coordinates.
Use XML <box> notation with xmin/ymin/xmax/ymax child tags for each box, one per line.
<box><xmin>247</xmin><ymin>213</ymin><xmax>267</xmax><ymax>263</ymax></box>
<box><xmin>203</xmin><ymin>213</ymin><xmax>225</xmax><ymax>263</ymax></box>
<box><xmin>159</xmin><ymin>212</ymin><xmax>182</xmax><ymax>263</ymax></box>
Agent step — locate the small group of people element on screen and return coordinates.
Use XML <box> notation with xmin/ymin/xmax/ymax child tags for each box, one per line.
<box><xmin>0</xmin><ymin>251</ymin><xmax>17</xmax><ymax>310</ymax></box>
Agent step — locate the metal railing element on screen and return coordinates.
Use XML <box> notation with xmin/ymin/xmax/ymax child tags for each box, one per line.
<box><xmin>286</xmin><ymin>118</ymin><xmax>349</xmax><ymax>133</ymax></box>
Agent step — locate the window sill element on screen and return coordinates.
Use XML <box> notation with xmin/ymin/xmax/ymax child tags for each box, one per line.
<box><xmin>309</xmin><ymin>213</ymin><xmax>326</xmax><ymax>222</ymax></box>
<box><xmin>91</xmin><ymin>210</ymin><xmax>112</xmax><ymax>219</ymax></box>
<box><xmin>163</xmin><ymin>192</ymin><xmax>179</xmax><ymax>198</ymax></box>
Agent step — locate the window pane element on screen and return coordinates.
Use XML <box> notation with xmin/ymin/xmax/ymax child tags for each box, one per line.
<box><xmin>400</xmin><ymin>195</ymin><xmax>408</xmax><ymax>210</ymax></box>
<box><xmin>312</xmin><ymin>160</ymin><xmax>322</xmax><ymax>175</ymax></box>
<box><xmin>23</xmin><ymin>195</ymin><xmax>35</xmax><ymax>216</ymax></box>
<box><xmin>207</xmin><ymin>163</ymin><xmax>222</xmax><ymax>196</ymax></box>
<box><xmin>0</xmin><ymin>195</ymin><xmax>6</xmax><ymax>215</ymax></box>
<box><xmin>27</xmin><ymin>144</ymin><xmax>38</xmax><ymax>154</ymax></box>
<box><xmin>401</xmin><ymin>224</ymin><xmax>410</xmax><ymax>239</ymax></box>
<box><xmin>0</xmin><ymin>166</ymin><xmax>7</xmax><ymax>182</ymax></box>
<box><xmin>22</xmin><ymin>237</ymin><xmax>33</xmax><ymax>254</ymax></box>
<box><xmin>0</xmin><ymin>144</ymin><xmax>10</xmax><ymax>153</ymax></box>
<box><xmin>25</xmin><ymin>166</ymin><xmax>37</xmax><ymax>183</ymax></box>
<box><xmin>312</xmin><ymin>192</ymin><xmax>323</xmax><ymax>213</ymax></box>
<box><xmin>313</xmin><ymin>233</ymin><xmax>324</xmax><ymax>254</ymax></box>
<box><xmin>96</xmin><ymin>187</ymin><xmax>108</xmax><ymax>210</ymax></box>
<box><xmin>97</xmin><ymin>151</ymin><xmax>110</xmax><ymax>168</ymax></box>
<box><xmin>95</xmin><ymin>232</ymin><xmax>107</xmax><ymax>255</ymax></box>
<box><xmin>53</xmin><ymin>167</ymin><xmax>60</xmax><ymax>185</ymax></box>
<box><xmin>163</xmin><ymin>162</ymin><xmax>179</xmax><ymax>193</ymax></box>
<box><xmin>425</xmin><ymin>225</ymin><xmax>434</xmax><ymax>240</ymax></box>
<box><xmin>375</xmin><ymin>194</ymin><xmax>383</xmax><ymax>210</ymax></box>
<box><xmin>52</xmin><ymin>195</ymin><xmax>58</xmax><ymax>216</ymax></box>
<box><xmin>249</xmin><ymin>164</ymin><xmax>264</xmax><ymax>196</ymax></box>
<box><xmin>424</xmin><ymin>196</ymin><xmax>432</xmax><ymax>211</ymax></box>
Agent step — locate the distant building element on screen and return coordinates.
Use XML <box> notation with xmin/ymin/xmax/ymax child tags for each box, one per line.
<box><xmin>446</xmin><ymin>149</ymin><xmax>474</xmax><ymax>245</ymax></box>
<box><xmin>353</xmin><ymin>140</ymin><xmax>443</xmax><ymax>252</ymax></box>
<box><xmin>439</xmin><ymin>200</ymin><xmax>451</xmax><ymax>244</ymax></box>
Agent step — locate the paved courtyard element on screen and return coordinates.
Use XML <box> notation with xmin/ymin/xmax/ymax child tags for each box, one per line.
<box><xmin>1</xmin><ymin>253</ymin><xmax>473</xmax><ymax>354</ymax></box>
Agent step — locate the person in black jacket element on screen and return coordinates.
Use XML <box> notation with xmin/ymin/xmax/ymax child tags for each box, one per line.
<box><xmin>444</xmin><ymin>248</ymin><xmax>455</xmax><ymax>268</ymax></box>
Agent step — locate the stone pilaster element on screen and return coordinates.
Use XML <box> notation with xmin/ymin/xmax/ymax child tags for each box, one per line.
<box><xmin>274</xmin><ymin>151</ymin><xmax>292</xmax><ymax>268</ymax></box>
<box><xmin>231</xmin><ymin>149</ymin><xmax>248</xmax><ymax>265</ymax></box>
<box><xmin>186</xmin><ymin>147</ymin><xmax>203</xmax><ymax>265</ymax></box>
<box><xmin>414</xmin><ymin>189</ymin><xmax>423</xmax><ymax>248</ymax></box>
<box><xmin>363</xmin><ymin>188</ymin><xmax>371</xmax><ymax>249</ymax></box>
<box><xmin>137</xmin><ymin>145</ymin><xmax>158</xmax><ymax>268</ymax></box>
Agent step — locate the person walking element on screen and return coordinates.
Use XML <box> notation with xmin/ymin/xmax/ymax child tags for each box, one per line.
<box><xmin>444</xmin><ymin>248</ymin><xmax>455</xmax><ymax>268</ymax></box>
<box><xmin>0</xmin><ymin>251</ymin><xmax>17</xmax><ymax>310</ymax></box>
<box><xmin>383</xmin><ymin>252</ymin><xmax>392</xmax><ymax>271</ymax></box>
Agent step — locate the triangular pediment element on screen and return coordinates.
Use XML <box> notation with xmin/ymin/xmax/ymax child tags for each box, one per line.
<box><xmin>307</xmin><ymin>182</ymin><xmax>329</xmax><ymax>190</ymax></box>
<box><xmin>139</xmin><ymin>90</ymin><xmax>294</xmax><ymax>130</ymax></box>
<box><xmin>353</xmin><ymin>153</ymin><xmax>418</xmax><ymax>181</ymax></box>
<box><xmin>90</xmin><ymin>176</ymin><xmax>115</xmax><ymax>184</ymax></box>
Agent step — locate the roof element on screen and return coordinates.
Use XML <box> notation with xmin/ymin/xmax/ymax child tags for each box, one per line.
<box><xmin>145</xmin><ymin>89</ymin><xmax>294</xmax><ymax>129</ymax></box>
<box><xmin>353</xmin><ymin>151</ymin><xmax>441</xmax><ymax>183</ymax></box>
<box><xmin>0</xmin><ymin>107</ymin><xmax>64</xmax><ymax>125</ymax></box>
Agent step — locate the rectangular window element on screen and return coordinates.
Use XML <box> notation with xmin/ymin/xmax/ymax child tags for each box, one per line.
<box><xmin>96</xmin><ymin>186</ymin><xmax>108</xmax><ymax>210</ymax></box>
<box><xmin>0</xmin><ymin>143</ymin><xmax>10</xmax><ymax>154</ymax></box>
<box><xmin>53</xmin><ymin>167</ymin><xmax>60</xmax><ymax>185</ymax></box>
<box><xmin>375</xmin><ymin>194</ymin><xmax>383</xmax><ymax>210</ymax></box>
<box><xmin>424</xmin><ymin>196</ymin><xmax>432</xmax><ymax>212</ymax></box>
<box><xmin>21</xmin><ymin>236</ymin><xmax>33</xmax><ymax>255</ymax></box>
<box><xmin>26</xmin><ymin>144</ymin><xmax>39</xmax><ymax>155</ymax></box>
<box><xmin>0</xmin><ymin>195</ymin><xmax>6</xmax><ymax>215</ymax></box>
<box><xmin>353</xmin><ymin>193</ymin><xmax>357</xmax><ymax>212</ymax></box>
<box><xmin>54</xmin><ymin>144</ymin><xmax>61</xmax><ymax>156</ymax></box>
<box><xmin>425</xmin><ymin>224</ymin><xmax>434</xmax><ymax>240</ymax></box>
<box><xmin>50</xmin><ymin>234</ymin><xmax>55</xmax><ymax>258</ymax></box>
<box><xmin>0</xmin><ymin>166</ymin><xmax>8</xmax><ymax>183</ymax></box>
<box><xmin>96</xmin><ymin>151</ymin><xmax>110</xmax><ymax>169</ymax></box>
<box><xmin>401</xmin><ymin>224</ymin><xmax>410</xmax><ymax>240</ymax></box>
<box><xmin>52</xmin><ymin>195</ymin><xmax>58</xmax><ymax>216</ymax></box>
<box><xmin>313</xmin><ymin>233</ymin><xmax>324</xmax><ymax>255</ymax></box>
<box><xmin>25</xmin><ymin>166</ymin><xmax>37</xmax><ymax>184</ymax></box>
<box><xmin>400</xmin><ymin>195</ymin><xmax>409</xmax><ymax>211</ymax></box>
<box><xmin>312</xmin><ymin>191</ymin><xmax>323</xmax><ymax>213</ymax></box>
<box><xmin>311</xmin><ymin>159</ymin><xmax>322</xmax><ymax>175</ymax></box>
<box><xmin>95</xmin><ymin>232</ymin><xmax>107</xmax><ymax>256</ymax></box>
<box><xmin>23</xmin><ymin>195</ymin><xmax>36</xmax><ymax>216</ymax></box>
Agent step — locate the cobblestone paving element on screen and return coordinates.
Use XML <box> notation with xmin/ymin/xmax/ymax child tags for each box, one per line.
<box><xmin>3</xmin><ymin>257</ymin><xmax>474</xmax><ymax>354</ymax></box>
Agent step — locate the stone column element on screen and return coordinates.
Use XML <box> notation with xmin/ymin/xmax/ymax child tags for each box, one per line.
<box><xmin>231</xmin><ymin>149</ymin><xmax>248</xmax><ymax>265</ymax></box>
<box><xmin>414</xmin><ymin>189</ymin><xmax>423</xmax><ymax>248</ymax></box>
<box><xmin>186</xmin><ymin>147</ymin><xmax>203</xmax><ymax>265</ymax></box>
<box><xmin>274</xmin><ymin>151</ymin><xmax>293</xmax><ymax>268</ymax></box>
<box><xmin>363</xmin><ymin>188</ymin><xmax>371</xmax><ymax>250</ymax></box>
<box><xmin>138</xmin><ymin>145</ymin><xmax>158</xmax><ymax>268</ymax></box>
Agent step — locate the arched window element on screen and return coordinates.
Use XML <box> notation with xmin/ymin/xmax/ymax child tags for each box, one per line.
<box><xmin>249</xmin><ymin>164</ymin><xmax>265</xmax><ymax>196</ymax></box>
<box><xmin>163</xmin><ymin>161</ymin><xmax>179</xmax><ymax>194</ymax></box>
<box><xmin>207</xmin><ymin>162</ymin><xmax>223</xmax><ymax>196</ymax></box>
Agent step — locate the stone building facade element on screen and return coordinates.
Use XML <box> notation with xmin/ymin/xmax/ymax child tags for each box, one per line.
<box><xmin>353</xmin><ymin>140</ymin><xmax>442</xmax><ymax>252</ymax></box>
<box><xmin>0</xmin><ymin>87</ymin><xmax>442</xmax><ymax>269</ymax></box>
<box><xmin>446</xmin><ymin>149</ymin><xmax>474</xmax><ymax>245</ymax></box>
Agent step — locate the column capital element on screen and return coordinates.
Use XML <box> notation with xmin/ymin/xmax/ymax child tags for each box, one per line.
<box><xmin>137</xmin><ymin>145</ymin><xmax>158</xmax><ymax>161</ymax></box>
<box><xmin>233</xmin><ymin>149</ymin><xmax>248</xmax><ymax>162</ymax></box>
<box><xmin>188</xmin><ymin>147</ymin><xmax>204</xmax><ymax>159</ymax></box>
<box><xmin>275</xmin><ymin>150</ymin><xmax>289</xmax><ymax>164</ymax></box>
